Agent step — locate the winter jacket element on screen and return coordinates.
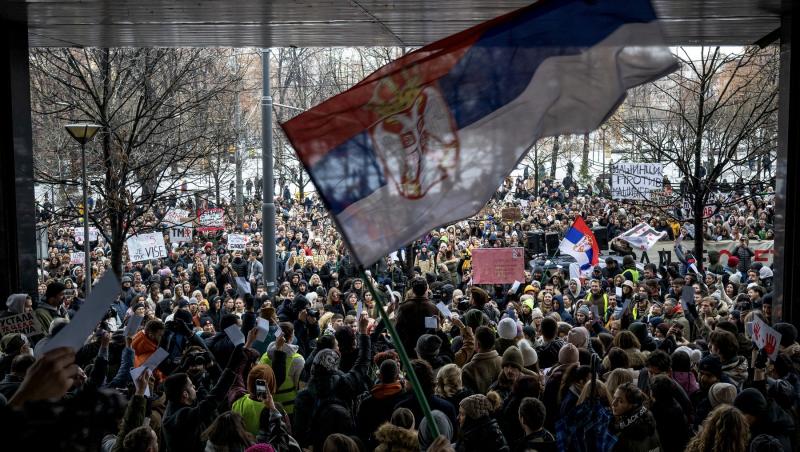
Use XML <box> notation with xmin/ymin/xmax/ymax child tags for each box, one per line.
<box><xmin>394</xmin><ymin>393</ymin><xmax>458</xmax><ymax>433</ymax></box>
<box><xmin>395</xmin><ymin>295</ymin><xmax>439</xmax><ymax>359</ymax></box>
<box><xmin>455</xmin><ymin>415</ymin><xmax>510</xmax><ymax>452</ymax></box>
<box><xmin>513</xmin><ymin>429</ymin><xmax>557</xmax><ymax>452</ymax></box>
<box><xmin>461</xmin><ymin>350</ymin><xmax>502</xmax><ymax>395</ymax></box>
<box><xmin>609</xmin><ymin>407</ymin><xmax>661</xmax><ymax>452</ymax></box>
<box><xmin>651</xmin><ymin>398</ymin><xmax>690</xmax><ymax>452</ymax></box>
<box><xmin>162</xmin><ymin>369</ymin><xmax>236</xmax><ymax>452</ymax></box>
<box><xmin>721</xmin><ymin>356</ymin><xmax>749</xmax><ymax>387</ymax></box>
<box><xmin>356</xmin><ymin>382</ymin><xmax>406</xmax><ymax>449</ymax></box>
<box><xmin>535</xmin><ymin>339</ymin><xmax>565</xmax><ymax>370</ymax></box>
<box><xmin>374</xmin><ymin>423</ymin><xmax>418</xmax><ymax>452</ymax></box>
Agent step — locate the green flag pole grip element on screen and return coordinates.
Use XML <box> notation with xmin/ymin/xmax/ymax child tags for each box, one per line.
<box><xmin>358</xmin><ymin>267</ymin><xmax>440</xmax><ymax>439</ymax></box>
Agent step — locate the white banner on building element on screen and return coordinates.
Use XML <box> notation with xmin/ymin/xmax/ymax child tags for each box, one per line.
<box><xmin>611</xmin><ymin>162</ymin><xmax>663</xmax><ymax>200</ymax></box>
<box><xmin>617</xmin><ymin>223</ymin><xmax>667</xmax><ymax>250</ymax></box>
<box><xmin>127</xmin><ymin>232</ymin><xmax>168</xmax><ymax>262</ymax></box>
<box><xmin>228</xmin><ymin>234</ymin><xmax>249</xmax><ymax>251</ymax></box>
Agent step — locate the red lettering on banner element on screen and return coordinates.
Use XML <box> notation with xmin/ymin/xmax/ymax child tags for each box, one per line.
<box><xmin>754</xmin><ymin>249</ymin><xmax>771</xmax><ymax>262</ymax></box>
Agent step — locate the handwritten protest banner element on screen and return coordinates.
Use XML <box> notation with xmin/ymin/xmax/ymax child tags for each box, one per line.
<box><xmin>197</xmin><ymin>208</ymin><xmax>224</xmax><ymax>232</ymax></box>
<box><xmin>169</xmin><ymin>226</ymin><xmax>193</xmax><ymax>243</ymax></box>
<box><xmin>127</xmin><ymin>232</ymin><xmax>168</xmax><ymax>262</ymax></box>
<box><xmin>471</xmin><ymin>247</ymin><xmax>525</xmax><ymax>284</ymax></box>
<box><xmin>70</xmin><ymin>251</ymin><xmax>85</xmax><ymax>265</ymax></box>
<box><xmin>611</xmin><ymin>162</ymin><xmax>662</xmax><ymax>200</ymax></box>
<box><xmin>0</xmin><ymin>312</ymin><xmax>44</xmax><ymax>336</ymax></box>
<box><xmin>752</xmin><ymin>317</ymin><xmax>781</xmax><ymax>360</ymax></box>
<box><xmin>617</xmin><ymin>223</ymin><xmax>667</xmax><ymax>250</ymax></box>
<box><xmin>164</xmin><ymin>208</ymin><xmax>190</xmax><ymax>226</ymax></box>
<box><xmin>228</xmin><ymin>234</ymin><xmax>249</xmax><ymax>251</ymax></box>
<box><xmin>73</xmin><ymin>226</ymin><xmax>99</xmax><ymax>243</ymax></box>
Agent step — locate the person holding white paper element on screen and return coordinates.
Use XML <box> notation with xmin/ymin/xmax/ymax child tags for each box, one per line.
<box><xmin>258</xmin><ymin>324</ymin><xmax>304</xmax><ymax>415</ymax></box>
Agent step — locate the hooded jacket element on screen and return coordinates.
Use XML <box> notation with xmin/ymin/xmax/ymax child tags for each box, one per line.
<box><xmin>456</xmin><ymin>415</ymin><xmax>510</xmax><ymax>452</ymax></box>
<box><xmin>609</xmin><ymin>407</ymin><xmax>661</xmax><ymax>452</ymax></box>
<box><xmin>2</xmin><ymin>294</ymin><xmax>27</xmax><ymax>317</ymax></box>
<box><xmin>356</xmin><ymin>382</ymin><xmax>406</xmax><ymax>449</ymax></box>
<box><xmin>461</xmin><ymin>350</ymin><xmax>502</xmax><ymax>395</ymax></box>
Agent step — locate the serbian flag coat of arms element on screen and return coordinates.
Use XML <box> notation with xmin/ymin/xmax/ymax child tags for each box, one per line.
<box><xmin>559</xmin><ymin>216</ymin><xmax>600</xmax><ymax>270</ymax></box>
<box><xmin>281</xmin><ymin>0</ymin><xmax>677</xmax><ymax>266</ymax></box>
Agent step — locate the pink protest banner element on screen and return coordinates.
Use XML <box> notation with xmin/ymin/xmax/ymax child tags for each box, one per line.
<box><xmin>471</xmin><ymin>247</ymin><xmax>525</xmax><ymax>284</ymax></box>
<box><xmin>752</xmin><ymin>317</ymin><xmax>781</xmax><ymax>360</ymax></box>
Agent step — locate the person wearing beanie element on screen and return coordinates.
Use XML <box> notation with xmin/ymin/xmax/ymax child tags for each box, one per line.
<box><xmin>692</xmin><ymin>354</ymin><xmax>732</xmax><ymax>430</ymax></box>
<box><xmin>373</xmin><ymin>407</ymin><xmax>418</xmax><ymax>452</ymax></box>
<box><xmin>496</xmin><ymin>317</ymin><xmax>519</xmax><ymax>356</ymax></box>
<box><xmin>357</xmin><ymin>359</ymin><xmax>407</xmax><ymax>449</ymax></box>
<box><xmin>574</xmin><ymin>305</ymin><xmax>591</xmax><ymax>327</ymax></box>
<box><xmin>734</xmin><ymin>388</ymin><xmax>795</xmax><ymax>451</ymax></box>
<box><xmin>671</xmin><ymin>350</ymin><xmax>699</xmax><ymax>396</ymax></box>
<box><xmin>557</xmin><ymin>344</ymin><xmax>579</xmax><ymax>368</ymax></box>
<box><xmin>708</xmin><ymin>382</ymin><xmax>737</xmax><ymax>408</ymax></box>
<box><xmin>726</xmin><ymin>255</ymin><xmax>740</xmax><ymax>274</ymax></box>
<box><xmin>518</xmin><ymin>339</ymin><xmax>539</xmax><ymax>372</ymax></box>
<box><xmin>567</xmin><ymin>326</ymin><xmax>589</xmax><ymax>350</ymax></box>
<box><xmin>415</xmin><ymin>333</ymin><xmax>450</xmax><ymax>374</ymax></box>
<box><xmin>489</xmin><ymin>346</ymin><xmax>531</xmax><ymax>401</ymax></box>
<box><xmin>1</xmin><ymin>293</ymin><xmax>31</xmax><ymax>318</ymax></box>
<box><xmin>628</xmin><ymin>322</ymin><xmax>658</xmax><ymax>352</ymax></box>
<box><xmin>456</xmin><ymin>394</ymin><xmax>510</xmax><ymax>452</ymax></box>
<box><xmin>35</xmin><ymin>281</ymin><xmax>69</xmax><ymax>333</ymax></box>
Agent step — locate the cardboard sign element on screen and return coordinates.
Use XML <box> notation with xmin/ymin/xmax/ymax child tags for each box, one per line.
<box><xmin>127</xmin><ymin>232</ymin><xmax>168</xmax><ymax>262</ymax></box>
<box><xmin>197</xmin><ymin>208</ymin><xmax>224</xmax><ymax>232</ymax></box>
<box><xmin>70</xmin><ymin>251</ymin><xmax>85</xmax><ymax>265</ymax></box>
<box><xmin>752</xmin><ymin>317</ymin><xmax>782</xmax><ymax>360</ymax></box>
<box><xmin>471</xmin><ymin>247</ymin><xmax>526</xmax><ymax>284</ymax></box>
<box><xmin>169</xmin><ymin>227</ymin><xmax>193</xmax><ymax>243</ymax></box>
<box><xmin>501</xmin><ymin>207</ymin><xmax>522</xmax><ymax>222</ymax></box>
<box><xmin>0</xmin><ymin>312</ymin><xmax>44</xmax><ymax>337</ymax></box>
<box><xmin>228</xmin><ymin>234</ymin><xmax>249</xmax><ymax>251</ymax></box>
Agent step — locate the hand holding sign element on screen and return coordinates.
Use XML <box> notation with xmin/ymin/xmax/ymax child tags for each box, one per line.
<box><xmin>764</xmin><ymin>334</ymin><xmax>777</xmax><ymax>357</ymax></box>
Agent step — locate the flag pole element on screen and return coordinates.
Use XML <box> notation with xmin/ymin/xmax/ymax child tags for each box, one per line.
<box><xmin>358</xmin><ymin>266</ymin><xmax>440</xmax><ymax>439</ymax></box>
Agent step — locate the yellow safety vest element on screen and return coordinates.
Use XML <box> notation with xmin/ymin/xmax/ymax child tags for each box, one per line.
<box><xmin>585</xmin><ymin>293</ymin><xmax>609</xmax><ymax>320</ymax></box>
<box><xmin>260</xmin><ymin>351</ymin><xmax>301</xmax><ymax>414</ymax></box>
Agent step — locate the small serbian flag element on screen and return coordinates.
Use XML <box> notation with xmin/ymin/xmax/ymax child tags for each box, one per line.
<box><xmin>281</xmin><ymin>0</ymin><xmax>677</xmax><ymax>266</ymax></box>
<box><xmin>559</xmin><ymin>216</ymin><xmax>600</xmax><ymax>270</ymax></box>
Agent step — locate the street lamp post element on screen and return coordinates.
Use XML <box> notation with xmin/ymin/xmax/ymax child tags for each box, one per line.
<box><xmin>261</xmin><ymin>49</ymin><xmax>277</xmax><ymax>295</ymax></box>
<box><xmin>65</xmin><ymin>123</ymin><xmax>101</xmax><ymax>297</ymax></box>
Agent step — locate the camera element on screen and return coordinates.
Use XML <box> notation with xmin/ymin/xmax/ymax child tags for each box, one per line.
<box><xmin>185</xmin><ymin>351</ymin><xmax>210</xmax><ymax>367</ymax></box>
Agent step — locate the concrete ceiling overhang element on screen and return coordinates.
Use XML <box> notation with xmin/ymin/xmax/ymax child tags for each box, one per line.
<box><xmin>0</xmin><ymin>0</ymin><xmax>787</xmax><ymax>48</ymax></box>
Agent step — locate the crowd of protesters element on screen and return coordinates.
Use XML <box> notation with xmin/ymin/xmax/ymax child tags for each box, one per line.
<box><xmin>0</xmin><ymin>170</ymin><xmax>790</xmax><ymax>451</ymax></box>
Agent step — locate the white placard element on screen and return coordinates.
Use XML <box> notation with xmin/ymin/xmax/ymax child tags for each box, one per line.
<box><xmin>224</xmin><ymin>324</ymin><xmax>245</xmax><ymax>346</ymax></box>
<box><xmin>125</xmin><ymin>314</ymin><xmax>144</xmax><ymax>337</ymax></box>
<box><xmin>228</xmin><ymin>234</ymin><xmax>249</xmax><ymax>251</ymax></box>
<box><xmin>169</xmin><ymin>227</ymin><xmax>193</xmax><ymax>243</ymax></box>
<box><xmin>40</xmin><ymin>272</ymin><xmax>121</xmax><ymax>353</ymax></box>
<box><xmin>164</xmin><ymin>208</ymin><xmax>189</xmax><ymax>226</ymax></box>
<box><xmin>424</xmin><ymin>316</ymin><xmax>438</xmax><ymax>329</ymax></box>
<box><xmin>436</xmin><ymin>302</ymin><xmax>453</xmax><ymax>319</ymax></box>
<box><xmin>510</xmin><ymin>281</ymin><xmax>521</xmax><ymax>294</ymax></box>
<box><xmin>617</xmin><ymin>222</ymin><xmax>668</xmax><ymax>251</ymax></box>
<box><xmin>127</xmin><ymin>232</ymin><xmax>168</xmax><ymax>262</ymax></box>
<box><xmin>235</xmin><ymin>277</ymin><xmax>251</xmax><ymax>296</ymax></box>
<box><xmin>611</xmin><ymin>162</ymin><xmax>663</xmax><ymax>200</ymax></box>
<box><xmin>615</xmin><ymin>287</ymin><xmax>623</xmax><ymax>298</ymax></box>
<box><xmin>73</xmin><ymin>227</ymin><xmax>99</xmax><ymax>243</ymax></box>
<box><xmin>130</xmin><ymin>347</ymin><xmax>168</xmax><ymax>397</ymax></box>
<box><xmin>70</xmin><ymin>251</ymin><xmax>85</xmax><ymax>265</ymax></box>
<box><xmin>752</xmin><ymin>317</ymin><xmax>782</xmax><ymax>360</ymax></box>
<box><xmin>256</xmin><ymin>318</ymin><xmax>270</xmax><ymax>342</ymax></box>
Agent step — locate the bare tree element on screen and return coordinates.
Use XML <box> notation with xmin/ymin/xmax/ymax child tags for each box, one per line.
<box><xmin>607</xmin><ymin>46</ymin><xmax>778</xmax><ymax>260</ymax></box>
<box><xmin>31</xmin><ymin>47</ymin><xmax>246</xmax><ymax>276</ymax></box>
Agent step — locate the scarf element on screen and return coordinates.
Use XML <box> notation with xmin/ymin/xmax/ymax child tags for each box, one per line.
<box><xmin>614</xmin><ymin>405</ymin><xmax>647</xmax><ymax>431</ymax></box>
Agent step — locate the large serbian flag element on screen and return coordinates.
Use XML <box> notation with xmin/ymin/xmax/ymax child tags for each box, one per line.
<box><xmin>559</xmin><ymin>216</ymin><xmax>600</xmax><ymax>270</ymax></box>
<box><xmin>281</xmin><ymin>0</ymin><xmax>677</xmax><ymax>266</ymax></box>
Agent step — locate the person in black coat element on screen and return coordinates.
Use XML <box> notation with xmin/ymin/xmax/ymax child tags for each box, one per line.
<box><xmin>649</xmin><ymin>375</ymin><xmax>690</xmax><ymax>452</ymax></box>
<box><xmin>395</xmin><ymin>359</ymin><xmax>458</xmax><ymax>431</ymax></box>
<box><xmin>204</xmin><ymin>314</ymin><xmax>240</xmax><ymax>366</ymax></box>
<box><xmin>356</xmin><ymin>359</ymin><xmax>407</xmax><ymax>450</ymax></box>
<box><xmin>161</xmin><ymin>344</ymin><xmax>245</xmax><ymax>452</ymax></box>
<box><xmin>456</xmin><ymin>394</ymin><xmax>510</xmax><ymax>452</ymax></box>
<box><xmin>395</xmin><ymin>277</ymin><xmax>439</xmax><ymax>359</ymax></box>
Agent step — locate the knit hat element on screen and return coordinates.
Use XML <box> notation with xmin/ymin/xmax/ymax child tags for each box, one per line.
<box><xmin>532</xmin><ymin>307</ymin><xmax>544</xmax><ymax>319</ymax></box>
<box><xmin>524</xmin><ymin>285</ymin><xmax>536</xmax><ymax>294</ymax></box>
<box><xmin>502</xmin><ymin>346</ymin><xmax>524</xmax><ymax>370</ymax></box>
<box><xmin>622</xmin><ymin>280</ymin><xmax>635</xmax><ymax>290</ymax></box>
<box><xmin>734</xmin><ymin>388</ymin><xmax>768</xmax><ymax>417</ymax></box>
<box><xmin>459</xmin><ymin>394</ymin><xmax>493</xmax><ymax>420</ymax></box>
<box><xmin>419</xmin><ymin>410</ymin><xmax>454</xmax><ymax>449</ymax></box>
<box><xmin>0</xmin><ymin>333</ymin><xmax>26</xmax><ymax>354</ymax></box>
<box><xmin>313</xmin><ymin>348</ymin><xmax>340</xmax><ymax>374</ymax></box>
<box><xmin>173</xmin><ymin>309</ymin><xmax>194</xmax><ymax>327</ymax></box>
<box><xmin>45</xmin><ymin>281</ymin><xmax>66</xmax><ymax>299</ymax></box>
<box><xmin>773</xmin><ymin>322</ymin><xmax>798</xmax><ymax>347</ymax></box>
<box><xmin>121</xmin><ymin>275</ymin><xmax>133</xmax><ymax>284</ymax></box>
<box><xmin>577</xmin><ymin>305</ymin><xmax>591</xmax><ymax>317</ymax></box>
<box><xmin>558</xmin><ymin>343</ymin><xmax>579</xmax><ymax>366</ymax></box>
<box><xmin>708</xmin><ymin>382</ymin><xmax>737</xmax><ymax>408</ymax></box>
<box><xmin>759</xmin><ymin>266</ymin><xmax>773</xmax><ymax>280</ymax></box>
<box><xmin>674</xmin><ymin>346</ymin><xmax>702</xmax><ymax>365</ymax></box>
<box><xmin>698</xmin><ymin>355</ymin><xmax>723</xmax><ymax>379</ymax></box>
<box><xmin>518</xmin><ymin>339</ymin><xmax>538</xmax><ymax>367</ymax></box>
<box><xmin>391</xmin><ymin>407</ymin><xmax>415</xmax><ymax>429</ymax></box>
<box><xmin>497</xmin><ymin>318</ymin><xmax>518</xmax><ymax>340</ymax></box>
<box><xmin>415</xmin><ymin>334</ymin><xmax>442</xmax><ymax>359</ymax></box>
<box><xmin>727</xmin><ymin>255</ymin><xmax>739</xmax><ymax>268</ymax></box>
<box><xmin>463</xmin><ymin>309</ymin><xmax>485</xmax><ymax>330</ymax></box>
<box><xmin>567</xmin><ymin>326</ymin><xmax>589</xmax><ymax>349</ymax></box>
